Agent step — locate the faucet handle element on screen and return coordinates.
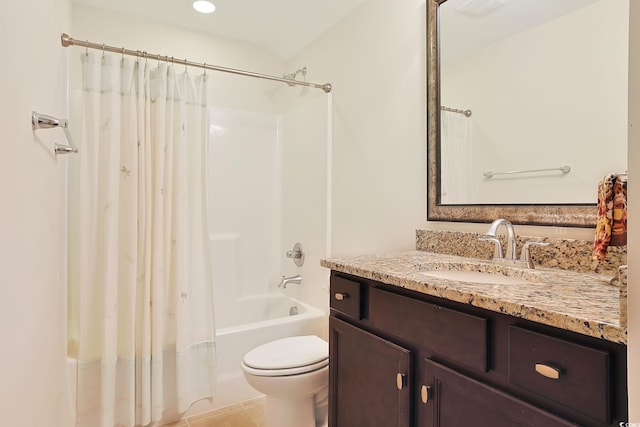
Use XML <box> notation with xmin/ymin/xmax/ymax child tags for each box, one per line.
<box><xmin>479</xmin><ymin>236</ymin><xmax>503</xmax><ymax>259</ymax></box>
<box><xmin>285</xmin><ymin>243</ymin><xmax>305</xmax><ymax>266</ymax></box>
<box><xmin>520</xmin><ymin>241</ymin><xmax>551</xmax><ymax>268</ymax></box>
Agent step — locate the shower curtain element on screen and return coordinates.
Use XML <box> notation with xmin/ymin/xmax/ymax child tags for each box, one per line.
<box><xmin>440</xmin><ymin>110</ymin><xmax>473</xmax><ymax>204</ymax></box>
<box><xmin>67</xmin><ymin>52</ymin><xmax>216</xmax><ymax>427</ymax></box>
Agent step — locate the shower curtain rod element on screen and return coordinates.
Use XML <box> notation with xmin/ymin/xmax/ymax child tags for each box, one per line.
<box><xmin>60</xmin><ymin>33</ymin><xmax>332</xmax><ymax>93</ymax></box>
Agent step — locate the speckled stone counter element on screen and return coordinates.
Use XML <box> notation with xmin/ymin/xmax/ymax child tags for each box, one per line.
<box><xmin>321</xmin><ymin>251</ymin><xmax>627</xmax><ymax>344</ymax></box>
<box><xmin>416</xmin><ymin>229</ymin><xmax>627</xmax><ymax>276</ymax></box>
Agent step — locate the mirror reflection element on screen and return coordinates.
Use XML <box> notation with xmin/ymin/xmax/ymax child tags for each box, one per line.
<box><xmin>436</xmin><ymin>0</ymin><xmax>628</xmax><ymax>206</ymax></box>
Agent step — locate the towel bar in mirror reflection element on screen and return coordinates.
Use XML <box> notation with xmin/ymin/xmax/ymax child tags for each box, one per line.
<box><xmin>483</xmin><ymin>165</ymin><xmax>571</xmax><ymax>179</ymax></box>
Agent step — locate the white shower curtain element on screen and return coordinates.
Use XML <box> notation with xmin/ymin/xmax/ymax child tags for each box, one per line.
<box><xmin>440</xmin><ymin>110</ymin><xmax>473</xmax><ymax>204</ymax></box>
<box><xmin>67</xmin><ymin>52</ymin><xmax>216</xmax><ymax>427</ymax></box>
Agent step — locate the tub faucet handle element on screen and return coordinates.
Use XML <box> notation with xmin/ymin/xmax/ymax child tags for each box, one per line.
<box><xmin>285</xmin><ymin>243</ymin><xmax>305</xmax><ymax>266</ymax></box>
<box><xmin>286</xmin><ymin>250</ymin><xmax>301</xmax><ymax>258</ymax></box>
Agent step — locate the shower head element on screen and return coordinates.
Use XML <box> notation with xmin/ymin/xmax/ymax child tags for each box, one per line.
<box><xmin>283</xmin><ymin>66</ymin><xmax>308</xmax><ymax>86</ymax></box>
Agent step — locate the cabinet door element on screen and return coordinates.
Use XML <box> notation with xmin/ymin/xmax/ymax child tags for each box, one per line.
<box><xmin>421</xmin><ymin>359</ymin><xmax>577</xmax><ymax>427</ymax></box>
<box><xmin>329</xmin><ymin>316</ymin><xmax>412</xmax><ymax>427</ymax></box>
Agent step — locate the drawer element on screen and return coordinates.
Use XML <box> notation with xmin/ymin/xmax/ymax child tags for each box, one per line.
<box><xmin>330</xmin><ymin>275</ymin><xmax>363</xmax><ymax>319</ymax></box>
<box><xmin>368</xmin><ymin>287</ymin><xmax>488</xmax><ymax>371</ymax></box>
<box><xmin>508</xmin><ymin>325</ymin><xmax>611</xmax><ymax>423</ymax></box>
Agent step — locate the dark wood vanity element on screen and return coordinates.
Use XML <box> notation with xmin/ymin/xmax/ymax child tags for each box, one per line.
<box><xmin>328</xmin><ymin>271</ymin><xmax>628</xmax><ymax>427</ymax></box>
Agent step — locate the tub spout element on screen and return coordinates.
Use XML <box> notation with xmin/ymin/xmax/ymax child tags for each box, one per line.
<box><xmin>278</xmin><ymin>275</ymin><xmax>302</xmax><ymax>289</ymax></box>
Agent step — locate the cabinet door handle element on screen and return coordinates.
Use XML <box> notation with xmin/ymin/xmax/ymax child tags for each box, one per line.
<box><xmin>535</xmin><ymin>363</ymin><xmax>563</xmax><ymax>380</ymax></box>
<box><xmin>396</xmin><ymin>373</ymin><xmax>406</xmax><ymax>390</ymax></box>
<box><xmin>334</xmin><ymin>292</ymin><xmax>349</xmax><ymax>301</ymax></box>
<box><xmin>421</xmin><ymin>385</ymin><xmax>431</xmax><ymax>403</ymax></box>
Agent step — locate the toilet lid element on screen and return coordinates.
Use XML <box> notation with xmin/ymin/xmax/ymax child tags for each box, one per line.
<box><xmin>243</xmin><ymin>335</ymin><xmax>328</xmax><ymax>370</ymax></box>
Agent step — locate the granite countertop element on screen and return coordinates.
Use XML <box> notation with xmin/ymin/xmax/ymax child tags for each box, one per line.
<box><xmin>321</xmin><ymin>251</ymin><xmax>627</xmax><ymax>344</ymax></box>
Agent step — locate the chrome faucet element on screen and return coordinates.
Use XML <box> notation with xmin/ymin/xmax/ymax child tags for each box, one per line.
<box><xmin>278</xmin><ymin>275</ymin><xmax>302</xmax><ymax>289</ymax></box>
<box><xmin>483</xmin><ymin>218</ymin><xmax>517</xmax><ymax>261</ymax></box>
<box><xmin>480</xmin><ymin>218</ymin><xmax>550</xmax><ymax>268</ymax></box>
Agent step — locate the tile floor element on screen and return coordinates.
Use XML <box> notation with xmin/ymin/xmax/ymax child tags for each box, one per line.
<box><xmin>162</xmin><ymin>398</ymin><xmax>265</xmax><ymax>427</ymax></box>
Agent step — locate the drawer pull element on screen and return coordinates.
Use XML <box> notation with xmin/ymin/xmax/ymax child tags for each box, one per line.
<box><xmin>396</xmin><ymin>373</ymin><xmax>406</xmax><ymax>390</ymax></box>
<box><xmin>421</xmin><ymin>385</ymin><xmax>431</xmax><ymax>403</ymax></box>
<box><xmin>535</xmin><ymin>363</ymin><xmax>563</xmax><ymax>380</ymax></box>
<box><xmin>334</xmin><ymin>292</ymin><xmax>348</xmax><ymax>301</ymax></box>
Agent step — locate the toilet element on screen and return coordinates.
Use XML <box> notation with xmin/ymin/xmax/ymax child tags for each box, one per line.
<box><xmin>241</xmin><ymin>335</ymin><xmax>329</xmax><ymax>427</ymax></box>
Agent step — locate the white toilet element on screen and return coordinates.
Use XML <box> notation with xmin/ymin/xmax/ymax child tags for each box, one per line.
<box><xmin>241</xmin><ymin>335</ymin><xmax>329</xmax><ymax>427</ymax></box>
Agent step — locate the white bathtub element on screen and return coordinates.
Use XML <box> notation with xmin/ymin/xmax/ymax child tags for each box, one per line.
<box><xmin>67</xmin><ymin>292</ymin><xmax>326</xmax><ymax>423</ymax></box>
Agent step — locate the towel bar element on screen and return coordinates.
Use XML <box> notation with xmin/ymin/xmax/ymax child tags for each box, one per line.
<box><xmin>483</xmin><ymin>165</ymin><xmax>570</xmax><ymax>179</ymax></box>
<box><xmin>32</xmin><ymin>111</ymin><xmax>78</xmax><ymax>155</ymax></box>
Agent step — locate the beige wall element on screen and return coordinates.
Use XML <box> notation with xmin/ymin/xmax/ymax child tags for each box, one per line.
<box><xmin>287</xmin><ymin>0</ymin><xmax>429</xmax><ymax>257</ymax></box>
<box><xmin>0</xmin><ymin>0</ymin><xmax>72</xmax><ymax>426</ymax></box>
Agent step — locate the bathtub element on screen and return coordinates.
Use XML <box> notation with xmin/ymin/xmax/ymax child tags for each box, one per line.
<box><xmin>66</xmin><ymin>292</ymin><xmax>326</xmax><ymax>424</ymax></box>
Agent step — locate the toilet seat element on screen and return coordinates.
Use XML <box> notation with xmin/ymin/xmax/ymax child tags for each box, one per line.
<box><xmin>242</xmin><ymin>358</ymin><xmax>328</xmax><ymax>377</ymax></box>
<box><xmin>242</xmin><ymin>335</ymin><xmax>328</xmax><ymax>377</ymax></box>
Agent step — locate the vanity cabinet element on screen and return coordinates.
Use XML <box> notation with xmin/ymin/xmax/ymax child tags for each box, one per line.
<box><xmin>330</xmin><ymin>316</ymin><xmax>412</xmax><ymax>427</ymax></box>
<box><xmin>328</xmin><ymin>271</ymin><xmax>628</xmax><ymax>427</ymax></box>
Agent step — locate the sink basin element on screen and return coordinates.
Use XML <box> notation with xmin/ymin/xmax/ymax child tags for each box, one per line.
<box><xmin>415</xmin><ymin>261</ymin><xmax>543</xmax><ymax>285</ymax></box>
<box><xmin>419</xmin><ymin>269</ymin><xmax>533</xmax><ymax>285</ymax></box>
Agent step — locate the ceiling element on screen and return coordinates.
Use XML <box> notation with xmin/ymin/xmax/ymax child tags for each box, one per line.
<box><xmin>72</xmin><ymin>0</ymin><xmax>364</xmax><ymax>60</ymax></box>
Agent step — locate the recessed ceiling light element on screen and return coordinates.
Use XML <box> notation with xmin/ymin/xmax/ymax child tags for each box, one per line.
<box><xmin>193</xmin><ymin>0</ymin><xmax>216</xmax><ymax>14</ymax></box>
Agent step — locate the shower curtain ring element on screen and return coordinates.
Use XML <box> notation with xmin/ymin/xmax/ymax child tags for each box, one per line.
<box><xmin>203</xmin><ymin>62</ymin><xmax>207</xmax><ymax>76</ymax></box>
<box><xmin>184</xmin><ymin>58</ymin><xmax>188</xmax><ymax>73</ymax></box>
<box><xmin>101</xmin><ymin>43</ymin><xmax>105</xmax><ymax>57</ymax></box>
<box><xmin>85</xmin><ymin>40</ymin><xmax>89</xmax><ymax>56</ymax></box>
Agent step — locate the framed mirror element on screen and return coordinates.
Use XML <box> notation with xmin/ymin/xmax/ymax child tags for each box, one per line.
<box><xmin>427</xmin><ymin>0</ymin><xmax>628</xmax><ymax>227</ymax></box>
